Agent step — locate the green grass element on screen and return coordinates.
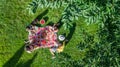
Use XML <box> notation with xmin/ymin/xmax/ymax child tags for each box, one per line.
<box><xmin>0</xmin><ymin>0</ymin><xmax>99</xmax><ymax>67</ymax></box>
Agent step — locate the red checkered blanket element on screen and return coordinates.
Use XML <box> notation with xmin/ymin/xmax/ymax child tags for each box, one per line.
<box><xmin>28</xmin><ymin>26</ymin><xmax>59</xmax><ymax>48</ymax></box>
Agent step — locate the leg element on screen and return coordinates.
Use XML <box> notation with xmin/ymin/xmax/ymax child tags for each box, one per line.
<box><xmin>49</xmin><ymin>48</ymin><xmax>56</xmax><ymax>59</ymax></box>
<box><xmin>49</xmin><ymin>48</ymin><xmax>55</xmax><ymax>56</ymax></box>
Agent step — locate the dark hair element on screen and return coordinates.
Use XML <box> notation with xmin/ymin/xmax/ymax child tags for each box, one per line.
<box><xmin>31</xmin><ymin>22</ymin><xmax>36</xmax><ymax>26</ymax></box>
<box><xmin>53</xmin><ymin>23</ymin><xmax>60</xmax><ymax>28</ymax></box>
<box><xmin>26</xmin><ymin>25</ymin><xmax>33</xmax><ymax>30</ymax></box>
<box><xmin>31</xmin><ymin>19</ymin><xmax>38</xmax><ymax>26</ymax></box>
<box><xmin>26</xmin><ymin>46</ymin><xmax>31</xmax><ymax>51</ymax></box>
<box><xmin>54</xmin><ymin>26</ymin><xmax>58</xmax><ymax>30</ymax></box>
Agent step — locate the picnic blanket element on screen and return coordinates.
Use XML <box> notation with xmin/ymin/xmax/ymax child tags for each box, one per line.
<box><xmin>28</xmin><ymin>26</ymin><xmax>59</xmax><ymax>48</ymax></box>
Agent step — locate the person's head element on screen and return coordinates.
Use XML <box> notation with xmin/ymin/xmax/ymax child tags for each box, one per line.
<box><xmin>53</xmin><ymin>23</ymin><xmax>60</xmax><ymax>30</ymax></box>
<box><xmin>25</xmin><ymin>44</ymin><xmax>35</xmax><ymax>53</ymax></box>
<box><xmin>31</xmin><ymin>22</ymin><xmax>36</xmax><ymax>26</ymax></box>
<box><xmin>26</xmin><ymin>25</ymin><xmax>37</xmax><ymax>33</ymax></box>
<box><xmin>26</xmin><ymin>25</ymin><xmax>33</xmax><ymax>31</ymax></box>
<box><xmin>31</xmin><ymin>19</ymin><xmax>38</xmax><ymax>25</ymax></box>
<box><xmin>54</xmin><ymin>26</ymin><xmax>58</xmax><ymax>30</ymax></box>
<box><xmin>25</xmin><ymin>45</ymin><xmax>32</xmax><ymax>53</ymax></box>
<box><xmin>26</xmin><ymin>46</ymin><xmax>31</xmax><ymax>51</ymax></box>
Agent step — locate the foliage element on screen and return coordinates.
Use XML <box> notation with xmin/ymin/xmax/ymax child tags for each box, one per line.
<box><xmin>27</xmin><ymin>0</ymin><xmax>120</xmax><ymax>29</ymax></box>
<box><xmin>61</xmin><ymin>2</ymin><xmax>81</xmax><ymax>30</ymax></box>
<box><xmin>76</xmin><ymin>20</ymin><xmax>120</xmax><ymax>66</ymax></box>
<box><xmin>71</xmin><ymin>0</ymin><xmax>120</xmax><ymax>25</ymax></box>
<box><xmin>27</xmin><ymin>0</ymin><xmax>82</xmax><ymax>30</ymax></box>
<box><xmin>76</xmin><ymin>0</ymin><xmax>120</xmax><ymax>66</ymax></box>
<box><xmin>26</xmin><ymin>0</ymin><xmax>68</xmax><ymax>14</ymax></box>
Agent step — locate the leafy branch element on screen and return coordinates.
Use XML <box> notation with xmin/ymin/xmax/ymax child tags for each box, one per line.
<box><xmin>26</xmin><ymin>0</ymin><xmax>120</xmax><ymax>30</ymax></box>
<box><xmin>61</xmin><ymin>2</ymin><xmax>81</xmax><ymax>30</ymax></box>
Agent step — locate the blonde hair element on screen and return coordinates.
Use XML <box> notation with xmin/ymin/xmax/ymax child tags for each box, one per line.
<box><xmin>57</xmin><ymin>41</ymin><xmax>65</xmax><ymax>53</ymax></box>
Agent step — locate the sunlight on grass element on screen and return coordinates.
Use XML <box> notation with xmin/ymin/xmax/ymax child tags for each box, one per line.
<box><xmin>0</xmin><ymin>0</ymin><xmax>100</xmax><ymax>67</ymax></box>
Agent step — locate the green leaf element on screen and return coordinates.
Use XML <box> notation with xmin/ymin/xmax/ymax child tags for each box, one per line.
<box><xmin>63</xmin><ymin>23</ymin><xmax>67</xmax><ymax>30</ymax></box>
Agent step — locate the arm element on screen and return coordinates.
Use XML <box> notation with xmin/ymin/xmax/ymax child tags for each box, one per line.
<box><xmin>49</xmin><ymin>48</ymin><xmax>55</xmax><ymax>56</ymax></box>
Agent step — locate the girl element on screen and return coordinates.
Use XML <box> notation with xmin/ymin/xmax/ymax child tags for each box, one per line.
<box><xmin>49</xmin><ymin>41</ymin><xmax>65</xmax><ymax>59</ymax></box>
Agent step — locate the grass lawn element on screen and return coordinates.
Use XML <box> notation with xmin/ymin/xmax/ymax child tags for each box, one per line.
<box><xmin>0</xmin><ymin>0</ymin><xmax>99</xmax><ymax>67</ymax></box>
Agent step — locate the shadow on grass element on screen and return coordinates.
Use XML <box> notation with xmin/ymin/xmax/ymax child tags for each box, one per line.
<box><xmin>35</xmin><ymin>9</ymin><xmax>49</xmax><ymax>21</ymax></box>
<box><xmin>3</xmin><ymin>45</ymin><xmax>24</xmax><ymax>67</ymax></box>
<box><xmin>57</xmin><ymin>19</ymin><xmax>64</xmax><ymax>29</ymax></box>
<box><xmin>31</xmin><ymin>9</ymin><xmax>49</xmax><ymax>26</ymax></box>
<box><xmin>43</xmin><ymin>16</ymin><xmax>49</xmax><ymax>22</ymax></box>
<box><xmin>46</xmin><ymin>19</ymin><xmax>63</xmax><ymax>29</ymax></box>
<box><xmin>16</xmin><ymin>52</ymin><xmax>38</xmax><ymax>67</ymax></box>
<box><xmin>47</xmin><ymin>18</ymin><xmax>64</xmax><ymax>29</ymax></box>
<box><xmin>47</xmin><ymin>21</ymin><xmax>54</xmax><ymax>26</ymax></box>
<box><xmin>65</xmin><ymin>23</ymin><xmax>76</xmax><ymax>45</ymax></box>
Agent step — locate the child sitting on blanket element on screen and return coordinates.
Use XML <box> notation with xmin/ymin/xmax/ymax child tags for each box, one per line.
<box><xmin>26</xmin><ymin>24</ymin><xmax>39</xmax><ymax>43</ymax></box>
<box><xmin>25</xmin><ymin>44</ymin><xmax>39</xmax><ymax>53</ymax></box>
<box><xmin>25</xmin><ymin>37</ymin><xmax>40</xmax><ymax>53</ymax></box>
<box><xmin>49</xmin><ymin>41</ymin><xmax>65</xmax><ymax>59</ymax></box>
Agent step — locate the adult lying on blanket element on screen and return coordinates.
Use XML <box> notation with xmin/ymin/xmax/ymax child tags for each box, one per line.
<box><xmin>25</xmin><ymin>23</ymin><xmax>65</xmax><ymax>57</ymax></box>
